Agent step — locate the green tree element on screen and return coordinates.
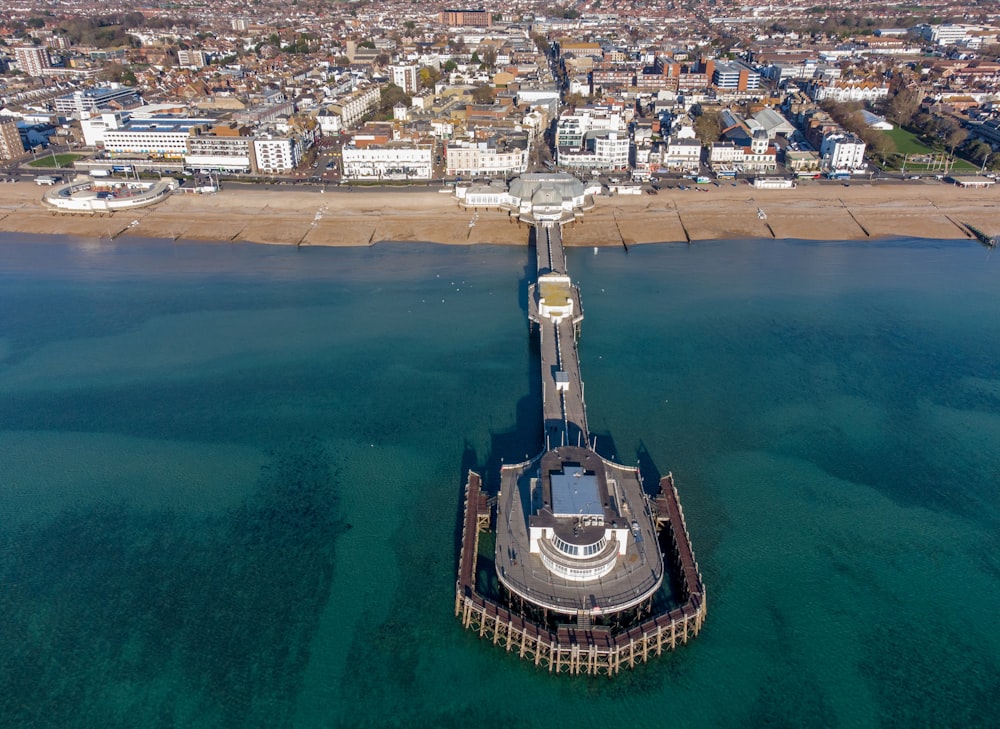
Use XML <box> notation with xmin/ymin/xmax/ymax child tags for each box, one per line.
<box><xmin>964</xmin><ymin>139</ymin><xmax>992</xmax><ymax>165</ymax></box>
<box><xmin>379</xmin><ymin>83</ymin><xmax>410</xmax><ymax>114</ymax></box>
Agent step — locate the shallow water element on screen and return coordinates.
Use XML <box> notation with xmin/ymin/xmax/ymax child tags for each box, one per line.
<box><xmin>0</xmin><ymin>234</ymin><xmax>997</xmax><ymax>728</ymax></box>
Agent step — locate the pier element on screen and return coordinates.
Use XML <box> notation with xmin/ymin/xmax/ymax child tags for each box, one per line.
<box><xmin>456</xmin><ymin>175</ymin><xmax>705</xmax><ymax>675</ymax></box>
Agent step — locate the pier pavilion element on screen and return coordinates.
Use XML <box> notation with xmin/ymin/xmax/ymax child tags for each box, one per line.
<box><xmin>456</xmin><ymin>174</ymin><xmax>706</xmax><ymax>675</ymax></box>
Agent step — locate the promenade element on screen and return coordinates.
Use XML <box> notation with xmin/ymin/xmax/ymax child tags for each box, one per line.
<box><xmin>1</xmin><ymin>180</ymin><xmax>997</xmax><ymax>246</ymax></box>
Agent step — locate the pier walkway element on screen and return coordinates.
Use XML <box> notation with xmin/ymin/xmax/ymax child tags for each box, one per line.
<box><xmin>528</xmin><ymin>224</ymin><xmax>588</xmax><ymax>449</ymax></box>
<box><xmin>455</xmin><ymin>192</ymin><xmax>705</xmax><ymax>675</ymax></box>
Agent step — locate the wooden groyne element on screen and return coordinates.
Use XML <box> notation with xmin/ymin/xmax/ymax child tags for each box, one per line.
<box><xmin>963</xmin><ymin>222</ymin><xmax>997</xmax><ymax>248</ymax></box>
<box><xmin>456</xmin><ymin>471</ymin><xmax>706</xmax><ymax>675</ymax></box>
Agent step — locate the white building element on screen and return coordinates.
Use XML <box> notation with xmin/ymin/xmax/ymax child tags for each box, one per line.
<box><xmin>253</xmin><ymin>136</ymin><xmax>301</xmax><ymax>173</ymax></box>
<box><xmin>177</xmin><ymin>49</ymin><xmax>207</xmax><ymax>69</ymax></box>
<box><xmin>555</xmin><ymin>107</ymin><xmax>625</xmax><ymax>148</ymax></box>
<box><xmin>806</xmin><ymin>80</ymin><xmax>890</xmax><ymax>104</ymax></box>
<box><xmin>821</xmin><ymin>133</ymin><xmax>867</xmax><ymax>171</ymax></box>
<box><xmin>664</xmin><ymin>137</ymin><xmax>702</xmax><ymax>172</ymax></box>
<box><xmin>317</xmin><ymin>87</ymin><xmax>381</xmax><ymax>133</ymax></box>
<box><xmin>81</xmin><ymin>111</ymin><xmax>131</xmax><ymax>147</ymax></box>
<box><xmin>558</xmin><ymin>130</ymin><xmax>630</xmax><ymax>170</ymax></box>
<box><xmin>341</xmin><ymin>143</ymin><xmax>433</xmax><ymax>180</ymax></box>
<box><xmin>55</xmin><ymin>86</ymin><xmax>142</xmax><ymax>120</ymax></box>
<box><xmin>446</xmin><ymin>138</ymin><xmax>529</xmax><ymax>177</ymax></box>
<box><xmin>102</xmin><ymin>117</ymin><xmax>206</xmax><ymax>159</ymax></box>
<box><xmin>185</xmin><ymin>133</ymin><xmax>254</xmax><ymax>173</ymax></box>
<box><xmin>14</xmin><ymin>46</ymin><xmax>51</xmax><ymax>77</ymax></box>
<box><xmin>917</xmin><ymin>23</ymin><xmax>978</xmax><ymax>47</ymax></box>
<box><xmin>390</xmin><ymin>64</ymin><xmax>420</xmax><ymax>94</ymax></box>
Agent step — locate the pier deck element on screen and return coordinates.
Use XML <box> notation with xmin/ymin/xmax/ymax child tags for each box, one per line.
<box><xmin>456</xmin><ymin>204</ymin><xmax>705</xmax><ymax>674</ymax></box>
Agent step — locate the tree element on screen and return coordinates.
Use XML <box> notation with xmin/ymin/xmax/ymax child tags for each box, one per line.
<box><xmin>693</xmin><ymin>110</ymin><xmax>722</xmax><ymax>144</ymax></box>
<box><xmin>480</xmin><ymin>47</ymin><xmax>497</xmax><ymax>71</ymax></box>
<box><xmin>471</xmin><ymin>84</ymin><xmax>494</xmax><ymax>104</ymax></box>
<box><xmin>964</xmin><ymin>139</ymin><xmax>992</xmax><ymax>166</ymax></box>
<box><xmin>887</xmin><ymin>86</ymin><xmax>921</xmax><ymax>126</ymax></box>
<box><xmin>374</xmin><ymin>53</ymin><xmax>390</xmax><ymax>68</ymax></box>
<box><xmin>531</xmin><ymin>33</ymin><xmax>551</xmax><ymax>56</ymax></box>
<box><xmin>859</xmin><ymin>128</ymin><xmax>896</xmax><ymax>161</ymax></box>
<box><xmin>945</xmin><ymin>126</ymin><xmax>967</xmax><ymax>156</ymax></box>
<box><xmin>443</xmin><ymin>59</ymin><xmax>457</xmax><ymax>72</ymax></box>
<box><xmin>379</xmin><ymin>84</ymin><xmax>410</xmax><ymax>114</ymax></box>
<box><xmin>419</xmin><ymin>65</ymin><xmax>440</xmax><ymax>89</ymax></box>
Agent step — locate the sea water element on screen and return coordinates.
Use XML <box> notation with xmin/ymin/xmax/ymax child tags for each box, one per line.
<box><xmin>0</xmin><ymin>234</ymin><xmax>997</xmax><ymax>728</ymax></box>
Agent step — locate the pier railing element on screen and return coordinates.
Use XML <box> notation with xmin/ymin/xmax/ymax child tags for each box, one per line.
<box><xmin>456</xmin><ymin>471</ymin><xmax>706</xmax><ymax>676</ymax></box>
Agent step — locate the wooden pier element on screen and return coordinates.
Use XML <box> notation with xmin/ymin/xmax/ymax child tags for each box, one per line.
<box><xmin>456</xmin><ymin>203</ymin><xmax>705</xmax><ymax>675</ymax></box>
<box><xmin>456</xmin><ymin>471</ymin><xmax>706</xmax><ymax>675</ymax></box>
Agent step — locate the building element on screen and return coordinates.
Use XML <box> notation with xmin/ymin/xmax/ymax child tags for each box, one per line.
<box><xmin>663</xmin><ymin>137</ymin><xmax>702</xmax><ymax>172</ymax></box>
<box><xmin>712</xmin><ymin>61</ymin><xmax>761</xmax><ymax>92</ymax></box>
<box><xmin>176</xmin><ymin>49</ymin><xmax>207</xmax><ymax>69</ymax></box>
<box><xmin>318</xmin><ymin>87</ymin><xmax>381</xmax><ymax>133</ymax></box>
<box><xmin>708</xmin><ymin>130</ymin><xmax>777</xmax><ymax>173</ymax></box>
<box><xmin>806</xmin><ymin>80</ymin><xmax>889</xmax><ymax>104</ymax></box>
<box><xmin>341</xmin><ymin>143</ymin><xmax>433</xmax><ymax>180</ymax></box>
<box><xmin>390</xmin><ymin>64</ymin><xmax>420</xmax><ymax>95</ymax></box>
<box><xmin>14</xmin><ymin>46</ymin><xmax>51</xmax><ymax>77</ymax></box>
<box><xmin>253</xmin><ymin>136</ymin><xmax>301</xmax><ymax>173</ymax></box>
<box><xmin>0</xmin><ymin>117</ymin><xmax>25</xmax><ymax>161</ymax></box>
<box><xmin>557</xmin><ymin>130</ymin><xmax>630</xmax><ymax>171</ymax></box>
<box><xmin>80</xmin><ymin>111</ymin><xmax>132</xmax><ymax>147</ymax></box>
<box><xmin>821</xmin><ymin>132</ymin><xmax>867</xmax><ymax>171</ymax></box>
<box><xmin>742</xmin><ymin>130</ymin><xmax>778</xmax><ymax>172</ymax></box>
<box><xmin>101</xmin><ymin>116</ymin><xmax>207</xmax><ymax>159</ymax></box>
<box><xmin>185</xmin><ymin>124</ymin><xmax>255</xmax><ymax>173</ymax></box>
<box><xmin>54</xmin><ymin>86</ymin><xmax>143</xmax><ymax>119</ymax></box>
<box><xmin>917</xmin><ymin>23</ymin><xmax>977</xmax><ymax>47</ymax></box>
<box><xmin>446</xmin><ymin>135</ymin><xmax>529</xmax><ymax>177</ymax></box>
<box><xmin>438</xmin><ymin>9</ymin><xmax>492</xmax><ymax>27</ymax></box>
<box><xmin>555</xmin><ymin>107</ymin><xmax>625</xmax><ymax>148</ymax></box>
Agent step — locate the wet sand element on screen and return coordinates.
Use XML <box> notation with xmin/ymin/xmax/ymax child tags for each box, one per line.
<box><xmin>1</xmin><ymin>180</ymin><xmax>996</xmax><ymax>247</ymax></box>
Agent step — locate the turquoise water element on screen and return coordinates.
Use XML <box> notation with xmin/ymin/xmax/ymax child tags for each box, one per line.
<box><xmin>1</xmin><ymin>234</ymin><xmax>997</xmax><ymax>727</ymax></box>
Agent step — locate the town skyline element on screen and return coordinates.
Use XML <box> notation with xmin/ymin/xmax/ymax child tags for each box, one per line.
<box><xmin>1</xmin><ymin>1</ymin><xmax>999</xmax><ymax>184</ymax></box>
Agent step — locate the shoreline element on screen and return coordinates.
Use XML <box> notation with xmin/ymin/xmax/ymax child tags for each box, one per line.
<box><xmin>0</xmin><ymin>180</ymin><xmax>996</xmax><ymax>247</ymax></box>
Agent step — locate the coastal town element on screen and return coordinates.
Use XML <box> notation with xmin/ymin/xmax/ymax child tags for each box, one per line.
<box><xmin>1</xmin><ymin>0</ymin><xmax>999</xmax><ymax>193</ymax></box>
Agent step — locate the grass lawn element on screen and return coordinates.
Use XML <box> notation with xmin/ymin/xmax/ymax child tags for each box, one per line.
<box><xmin>883</xmin><ymin>127</ymin><xmax>936</xmax><ymax>156</ymax></box>
<box><xmin>27</xmin><ymin>153</ymin><xmax>83</xmax><ymax>168</ymax></box>
<box><xmin>879</xmin><ymin>127</ymin><xmax>978</xmax><ymax>173</ymax></box>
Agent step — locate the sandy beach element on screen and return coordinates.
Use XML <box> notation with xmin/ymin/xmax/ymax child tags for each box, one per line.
<box><xmin>0</xmin><ymin>180</ymin><xmax>996</xmax><ymax>247</ymax></box>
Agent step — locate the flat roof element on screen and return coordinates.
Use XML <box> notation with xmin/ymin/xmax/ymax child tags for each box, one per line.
<box><xmin>551</xmin><ymin>466</ymin><xmax>602</xmax><ymax>518</ymax></box>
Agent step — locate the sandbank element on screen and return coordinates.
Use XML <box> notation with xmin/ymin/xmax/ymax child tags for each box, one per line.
<box><xmin>0</xmin><ymin>180</ymin><xmax>996</xmax><ymax>247</ymax></box>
